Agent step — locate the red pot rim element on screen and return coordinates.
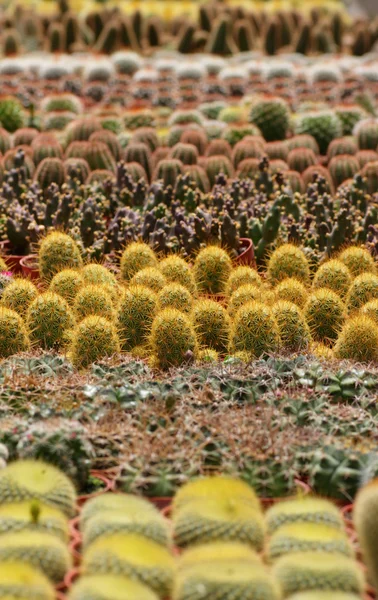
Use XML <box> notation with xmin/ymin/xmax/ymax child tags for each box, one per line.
<box><xmin>20</xmin><ymin>254</ymin><xmax>38</xmax><ymax>269</ymax></box>
<box><xmin>77</xmin><ymin>472</ymin><xmax>114</xmax><ymax>506</ymax></box>
<box><xmin>64</xmin><ymin>566</ymin><xmax>81</xmax><ymax>589</ymax></box>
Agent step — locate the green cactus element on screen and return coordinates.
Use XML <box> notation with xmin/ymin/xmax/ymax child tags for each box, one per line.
<box><xmin>154</xmin><ymin>159</ymin><xmax>184</xmax><ymax>188</ymax></box>
<box><xmin>49</xmin><ymin>269</ymin><xmax>84</xmax><ymax>306</ymax></box>
<box><xmin>272</xmin><ymin>300</ymin><xmax>311</xmax><ymax>352</ymax></box>
<box><xmin>304</xmin><ymin>288</ymin><xmax>346</xmax><ymax>345</ymax></box>
<box><xmin>346</xmin><ymin>273</ymin><xmax>378</xmax><ymax>312</ymax></box>
<box><xmin>329</xmin><ymin>155</ymin><xmax>360</xmax><ymax>188</ymax></box>
<box><xmin>249</xmin><ymin>98</ymin><xmax>290</xmax><ymax>142</ymax></box>
<box><xmin>130</xmin><ymin>267</ymin><xmax>167</xmax><ymax>293</ymax></box>
<box><xmin>150</xmin><ymin>308</ymin><xmax>198</xmax><ymax>369</ymax></box>
<box><xmin>74</xmin><ymin>284</ymin><xmax>115</xmax><ymax>322</ymax></box>
<box><xmin>274</xmin><ymin>278</ymin><xmax>308</xmax><ymax>308</ymax></box>
<box><xmin>193</xmin><ymin>246</ymin><xmax>232</xmax><ymax>295</ymax></box>
<box><xmin>70</xmin><ymin>315</ymin><xmax>120</xmax><ymax>369</ymax></box>
<box><xmin>34</xmin><ymin>157</ymin><xmax>66</xmax><ymax>189</ymax></box>
<box><xmin>157</xmin><ymin>283</ymin><xmax>193</xmax><ymax>314</ymax></box>
<box><xmin>355</xmin><ymin>119</ymin><xmax>378</xmax><ymax>150</ymax></box>
<box><xmin>0</xmin><ymin>307</ymin><xmax>30</xmax><ymax>358</ymax></box>
<box><xmin>159</xmin><ymin>256</ymin><xmax>197</xmax><ymax>294</ymax></box>
<box><xmin>313</xmin><ymin>260</ymin><xmax>352</xmax><ymax>298</ymax></box>
<box><xmin>230</xmin><ymin>301</ymin><xmax>281</xmax><ymax>357</ymax></box>
<box><xmin>38</xmin><ymin>232</ymin><xmax>83</xmax><ymax>283</ymax></box>
<box><xmin>338</xmin><ymin>246</ymin><xmax>376</xmax><ymax>277</ymax></box>
<box><xmin>287</xmin><ymin>148</ymin><xmax>317</xmax><ymax>174</ymax></box>
<box><xmin>2</xmin><ymin>279</ymin><xmax>38</xmax><ymax>319</ymax></box>
<box><xmin>0</xmin><ymin>97</ymin><xmax>25</xmax><ymax>132</ymax></box>
<box><xmin>294</xmin><ymin>111</ymin><xmax>342</xmax><ymax>155</ymax></box>
<box><xmin>327</xmin><ymin>137</ymin><xmax>358</xmax><ymax>160</ymax></box>
<box><xmin>120</xmin><ymin>242</ymin><xmax>158</xmax><ymax>283</ymax></box>
<box><xmin>354</xmin><ymin>480</ymin><xmax>378</xmax><ymax>592</ymax></box>
<box><xmin>267</xmin><ymin>244</ymin><xmax>310</xmax><ymax>286</ymax></box>
<box><xmin>116</xmin><ymin>285</ymin><xmax>157</xmax><ymax>351</ymax></box>
<box><xmin>27</xmin><ymin>292</ymin><xmax>75</xmax><ymax>350</ymax></box>
<box><xmin>191</xmin><ymin>299</ymin><xmax>231</xmax><ymax>353</ymax></box>
<box><xmin>225</xmin><ymin>266</ymin><xmax>263</xmax><ymax>298</ymax></box>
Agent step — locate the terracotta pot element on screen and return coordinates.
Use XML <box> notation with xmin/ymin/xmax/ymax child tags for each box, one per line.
<box><xmin>235</xmin><ymin>238</ymin><xmax>256</xmax><ymax>268</ymax></box>
<box><xmin>68</xmin><ymin>539</ymin><xmax>82</xmax><ymax>567</ymax></box>
<box><xmin>77</xmin><ymin>471</ymin><xmax>114</xmax><ymax>507</ymax></box>
<box><xmin>149</xmin><ymin>497</ymin><xmax>172</xmax><ymax>510</ymax></box>
<box><xmin>69</xmin><ymin>516</ymin><xmax>81</xmax><ymax>542</ymax></box>
<box><xmin>20</xmin><ymin>254</ymin><xmax>39</xmax><ymax>280</ymax></box>
<box><xmin>4</xmin><ymin>254</ymin><xmax>24</xmax><ymax>274</ymax></box>
<box><xmin>64</xmin><ymin>566</ymin><xmax>81</xmax><ymax>589</ymax></box>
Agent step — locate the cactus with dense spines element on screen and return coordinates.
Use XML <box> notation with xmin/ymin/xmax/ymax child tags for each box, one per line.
<box><xmin>191</xmin><ymin>299</ymin><xmax>231</xmax><ymax>354</ymax></box>
<box><xmin>232</xmin><ymin>140</ymin><xmax>265</xmax><ymax>168</ymax></box>
<box><xmin>34</xmin><ymin>157</ymin><xmax>66</xmax><ymax>189</ymax></box>
<box><xmin>265</xmin><ymin>141</ymin><xmax>289</xmax><ymax>162</ymax></box>
<box><xmin>267</xmin><ymin>244</ymin><xmax>310</xmax><ymax>286</ymax></box>
<box><xmin>38</xmin><ymin>232</ymin><xmax>83</xmax><ymax>283</ymax></box>
<box><xmin>356</xmin><ymin>150</ymin><xmax>378</xmax><ymax>168</ymax></box>
<box><xmin>150</xmin><ymin>308</ymin><xmax>198</xmax><ymax>369</ymax></box>
<box><xmin>120</xmin><ymin>242</ymin><xmax>158</xmax><ymax>283</ymax></box>
<box><xmin>205</xmin><ymin>155</ymin><xmax>234</xmax><ymax>186</ymax></box>
<box><xmin>354</xmin><ymin>480</ymin><xmax>378</xmax><ymax>591</ymax></box>
<box><xmin>129</xmin><ymin>267</ymin><xmax>167</xmax><ymax>293</ymax></box>
<box><xmin>124</xmin><ymin>161</ymin><xmax>148</xmax><ymax>182</ymax></box>
<box><xmin>274</xmin><ymin>278</ymin><xmax>308</xmax><ymax>308</ymax></box>
<box><xmin>193</xmin><ymin>246</ymin><xmax>232</xmax><ymax>295</ymax></box>
<box><xmin>116</xmin><ymin>285</ymin><xmax>157</xmax><ymax>351</ymax></box>
<box><xmin>230</xmin><ymin>301</ymin><xmax>280</xmax><ymax>357</ymax></box>
<box><xmin>206</xmin><ymin>139</ymin><xmax>233</xmax><ymax>161</ymax></box>
<box><xmin>65</xmin><ymin>118</ymin><xmax>103</xmax><ymax>145</ymax></box>
<box><xmin>83</xmin><ymin>533</ymin><xmax>174</xmax><ymax>596</ymax></box>
<box><xmin>173</xmin><ymin>498</ymin><xmax>265</xmax><ymax>549</ymax></box>
<box><xmin>237</xmin><ymin>158</ymin><xmax>260</xmax><ymax>179</ymax></box>
<box><xmin>361</xmin><ymin>161</ymin><xmax>378</xmax><ymax>195</ymax></box>
<box><xmin>3</xmin><ymin>28</ymin><xmax>21</xmax><ymax>56</ymax></box>
<box><xmin>266</xmin><ymin>497</ymin><xmax>344</xmax><ymax>535</ymax></box>
<box><xmin>354</xmin><ymin>119</ymin><xmax>378</xmax><ymax>150</ymax></box>
<box><xmin>13</xmin><ymin>128</ymin><xmax>39</xmax><ymax>146</ymax></box>
<box><xmin>74</xmin><ymin>284</ymin><xmax>115</xmax><ymax>323</ymax></box>
<box><xmin>64</xmin><ymin>157</ymin><xmax>91</xmax><ymax>183</ymax></box>
<box><xmin>157</xmin><ymin>283</ymin><xmax>193</xmax><ymax>315</ymax></box>
<box><xmin>48</xmin><ymin>22</ymin><xmax>66</xmax><ymax>52</ymax></box>
<box><xmin>49</xmin><ymin>269</ymin><xmax>84</xmax><ymax>306</ymax></box>
<box><xmin>225</xmin><ymin>266</ymin><xmax>262</xmax><ymax>298</ymax></box>
<box><xmin>313</xmin><ymin>260</ymin><xmax>352</xmax><ymax>298</ymax></box>
<box><xmin>0</xmin><ymin>459</ymin><xmax>76</xmax><ymax>517</ymax></box>
<box><xmin>329</xmin><ymin>155</ymin><xmax>360</xmax><ymax>188</ymax></box>
<box><xmin>183</xmin><ymin>165</ymin><xmax>210</xmax><ymax>193</ymax></box>
<box><xmin>154</xmin><ymin>159</ymin><xmax>183</xmax><ymax>188</ymax></box>
<box><xmin>267</xmin><ymin>523</ymin><xmax>353</xmax><ymax>562</ymax></box>
<box><xmin>338</xmin><ymin>246</ymin><xmax>376</xmax><ymax>277</ymax></box>
<box><xmin>27</xmin><ymin>292</ymin><xmax>75</xmax><ymax>350</ymax></box>
<box><xmin>249</xmin><ymin>98</ymin><xmax>290</xmax><ymax>142</ymax></box>
<box><xmin>346</xmin><ymin>273</ymin><xmax>378</xmax><ymax>312</ymax></box>
<box><xmin>228</xmin><ymin>284</ymin><xmax>275</xmax><ymax>315</ymax></box>
<box><xmin>273</xmin><ymin>553</ymin><xmax>364</xmax><ymax>596</ymax></box>
<box><xmin>0</xmin><ymin>530</ymin><xmax>71</xmax><ymax>582</ymax></box>
<box><xmin>304</xmin><ymin>289</ymin><xmax>346</xmax><ymax>345</ymax></box>
<box><xmin>86</xmin><ymin>169</ymin><xmax>115</xmax><ymax>185</ymax></box>
<box><xmin>170</xmin><ymin>143</ymin><xmax>198</xmax><ymax>166</ymax></box>
<box><xmin>131</xmin><ymin>128</ymin><xmax>159</xmax><ymax>153</ymax></box>
<box><xmin>197</xmin><ymin>348</ymin><xmax>219</xmax><ymax>363</ymax></box>
<box><xmin>69</xmin><ymin>574</ymin><xmax>160</xmax><ymax>600</ymax></box>
<box><xmin>0</xmin><ymin>307</ymin><xmax>30</xmax><ymax>358</ymax></box>
<box><xmin>2</xmin><ymin>279</ymin><xmax>38</xmax><ymax>318</ymax></box>
<box><xmin>180</xmin><ymin>129</ymin><xmax>208</xmax><ymax>156</ymax></box>
<box><xmin>66</xmin><ymin>141</ymin><xmax>116</xmax><ymax>173</ymax></box>
<box><xmin>124</xmin><ymin>143</ymin><xmax>152</xmax><ymax>182</ymax></box>
<box><xmin>4</xmin><ymin>147</ymin><xmax>35</xmax><ymax>178</ymax></box>
<box><xmin>335</xmin><ymin>105</ymin><xmax>367</xmax><ymax>136</ymax></box>
<box><xmin>287</xmin><ymin>148</ymin><xmax>317</xmax><ymax>174</ymax></box>
<box><xmin>45</xmin><ymin>112</ymin><xmax>76</xmax><ymax>131</ymax></box>
<box><xmin>294</xmin><ymin>111</ymin><xmax>342</xmax><ymax>155</ymax></box>
<box><xmin>287</xmin><ymin>135</ymin><xmax>319</xmax><ymax>155</ymax></box>
<box><xmin>360</xmin><ymin>298</ymin><xmax>378</xmax><ymax>324</ymax></box>
<box><xmin>173</xmin><ymin>477</ymin><xmax>260</xmax><ymax>514</ymax></box>
<box><xmin>89</xmin><ymin>130</ymin><xmax>122</xmax><ymax>162</ymax></box>
<box><xmin>80</xmin><ymin>493</ymin><xmax>164</xmax><ymax>529</ymax></box>
<box><xmin>0</xmin><ymin>97</ymin><xmax>25</xmax><ymax>132</ymax></box>
<box><xmin>302</xmin><ymin>164</ymin><xmax>334</xmax><ymax>192</ymax></box>
<box><xmin>0</xmin><ymin>127</ymin><xmax>11</xmax><ymax>154</ymax></box>
<box><xmin>327</xmin><ymin>137</ymin><xmax>358</xmax><ymax>160</ymax></box>
<box><xmin>70</xmin><ymin>316</ymin><xmax>120</xmax><ymax>369</ymax></box>
<box><xmin>174</xmin><ymin>542</ymin><xmax>278</xmax><ymax>600</ymax></box>
<box><xmin>272</xmin><ymin>301</ymin><xmax>311</xmax><ymax>352</ymax></box>
<box><xmin>0</xmin><ymin>561</ymin><xmax>55</xmax><ymax>600</ymax></box>
<box><xmin>159</xmin><ymin>256</ymin><xmax>196</xmax><ymax>294</ymax></box>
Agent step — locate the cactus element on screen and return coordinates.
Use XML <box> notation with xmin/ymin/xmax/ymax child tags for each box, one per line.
<box><xmin>70</xmin><ymin>316</ymin><xmax>120</xmax><ymax>369</ymax></box>
<box><xmin>272</xmin><ymin>301</ymin><xmax>311</xmax><ymax>352</ymax></box>
<box><xmin>206</xmin><ymin>139</ymin><xmax>233</xmax><ymax>161</ymax></box>
<box><xmin>170</xmin><ymin>143</ymin><xmax>199</xmax><ymax>166</ymax></box>
<box><xmin>0</xmin><ymin>560</ymin><xmax>56</xmax><ymax>598</ymax></box>
<box><xmin>197</xmin><ymin>348</ymin><xmax>219</xmax><ymax>364</ymax></box>
<box><xmin>205</xmin><ymin>16</ymin><xmax>237</xmax><ymax>56</ymax></box>
<box><xmin>0</xmin><ymin>459</ymin><xmax>76</xmax><ymax>517</ymax></box>
<box><xmin>205</xmin><ymin>155</ymin><xmax>234</xmax><ymax>187</ymax></box>
<box><xmin>230</xmin><ymin>301</ymin><xmax>280</xmax><ymax>357</ymax></box>
<box><xmin>150</xmin><ymin>308</ymin><xmax>198</xmax><ymax>369</ymax></box>
<box><xmin>335</xmin><ymin>105</ymin><xmax>366</xmax><ymax>136</ymax></box>
<box><xmin>120</xmin><ymin>242</ymin><xmax>158</xmax><ymax>283</ymax></box>
<box><xmin>48</xmin><ymin>22</ymin><xmax>66</xmax><ymax>52</ymax></box>
<box><xmin>116</xmin><ymin>285</ymin><xmax>157</xmax><ymax>351</ymax></box>
<box><xmin>354</xmin><ymin>480</ymin><xmax>378</xmax><ymax>591</ymax></box>
<box><xmin>173</xmin><ymin>477</ymin><xmax>260</xmax><ymax>513</ymax></box>
<box><xmin>273</xmin><ymin>553</ymin><xmax>364</xmax><ymax>596</ymax></box>
<box><xmin>154</xmin><ymin>159</ymin><xmax>183</xmax><ymax>188</ymax></box>
<box><xmin>287</xmin><ymin>135</ymin><xmax>319</xmax><ymax>155</ymax></box>
<box><xmin>346</xmin><ymin>273</ymin><xmax>378</xmax><ymax>312</ymax></box>
<box><xmin>38</xmin><ymin>232</ymin><xmax>83</xmax><ymax>283</ymax></box>
<box><xmin>234</xmin><ymin>19</ymin><xmax>254</xmax><ymax>52</ymax></box>
<box><xmin>329</xmin><ymin>155</ymin><xmax>360</xmax><ymax>188</ymax></box>
<box><xmin>89</xmin><ymin>131</ymin><xmax>122</xmax><ymax>162</ymax></box>
<box><xmin>354</xmin><ymin>119</ymin><xmax>378</xmax><ymax>150</ymax></box>
<box><xmin>232</xmin><ymin>140</ymin><xmax>264</xmax><ymax>168</ymax></box>
<box><xmin>64</xmin><ymin>158</ymin><xmax>91</xmax><ymax>183</ymax></box>
<box><xmin>0</xmin><ymin>97</ymin><xmax>25</xmax><ymax>132</ymax></box>
<box><xmin>361</xmin><ymin>161</ymin><xmax>378</xmax><ymax>195</ymax></box>
<box><xmin>356</xmin><ymin>151</ymin><xmax>378</xmax><ymax>169</ymax></box>
<box><xmin>27</xmin><ymin>292</ymin><xmax>75</xmax><ymax>350</ymax></box>
<box><xmin>183</xmin><ymin>165</ymin><xmax>210</xmax><ymax>192</ymax></box>
<box><xmin>132</xmin><ymin>129</ymin><xmax>159</xmax><ymax>153</ymax></box>
<box><xmin>266</xmin><ymin>141</ymin><xmax>289</xmax><ymax>162</ymax></box>
<box><xmin>157</xmin><ymin>283</ymin><xmax>193</xmax><ymax>315</ymax></box>
<box><xmin>267</xmin><ymin>523</ymin><xmax>353</xmax><ymax>561</ymax></box>
<box><xmin>2</xmin><ymin>279</ymin><xmax>38</xmax><ymax>319</ymax></box>
<box><xmin>130</xmin><ymin>267</ymin><xmax>167</xmax><ymax>293</ymax></box>
<box><xmin>294</xmin><ymin>111</ymin><xmax>342</xmax><ymax>155</ymax></box>
<box><xmin>249</xmin><ymin>98</ymin><xmax>290</xmax><ymax>142</ymax></box>
<box><xmin>13</xmin><ymin>128</ymin><xmax>39</xmax><ymax>146</ymax></box>
<box><xmin>327</xmin><ymin>137</ymin><xmax>358</xmax><ymax>160</ymax></box>
<box><xmin>193</xmin><ymin>246</ymin><xmax>232</xmax><ymax>295</ymax></box>
<box><xmin>287</xmin><ymin>148</ymin><xmax>317</xmax><ymax>174</ymax></box>
<box><xmin>225</xmin><ymin>266</ymin><xmax>262</xmax><ymax>298</ymax></box>
<box><xmin>304</xmin><ymin>289</ymin><xmax>346</xmax><ymax>345</ymax></box>
<box><xmin>83</xmin><ymin>533</ymin><xmax>174</xmax><ymax>596</ymax></box>
<box><xmin>267</xmin><ymin>244</ymin><xmax>310</xmax><ymax>286</ymax></box>
<box><xmin>35</xmin><ymin>158</ymin><xmax>66</xmax><ymax>190</ymax></box>
<box><xmin>274</xmin><ymin>278</ymin><xmax>308</xmax><ymax>308</ymax></box>
<box><xmin>191</xmin><ymin>299</ymin><xmax>231</xmax><ymax>353</ymax></box>
<box><xmin>124</xmin><ymin>162</ymin><xmax>148</xmax><ymax>182</ymax></box>
<box><xmin>181</xmin><ymin>130</ymin><xmax>208</xmax><ymax>155</ymax></box>
<box><xmin>313</xmin><ymin>260</ymin><xmax>352</xmax><ymax>298</ymax></box>
<box><xmin>3</xmin><ymin>28</ymin><xmax>21</xmax><ymax>56</ymax></box>
<box><xmin>360</xmin><ymin>298</ymin><xmax>378</xmax><ymax>324</ymax></box>
<box><xmin>66</xmin><ymin>141</ymin><xmax>116</xmax><ymax>173</ymax></box>
<box><xmin>65</xmin><ymin>118</ymin><xmax>103</xmax><ymax>145</ymax></box>
<box><xmin>49</xmin><ymin>269</ymin><xmax>84</xmax><ymax>306</ymax></box>
<box><xmin>74</xmin><ymin>284</ymin><xmax>115</xmax><ymax>322</ymax></box>
<box><xmin>124</xmin><ymin>143</ymin><xmax>152</xmax><ymax>182</ymax></box>
<box><xmin>338</xmin><ymin>246</ymin><xmax>376</xmax><ymax>277</ymax></box>
<box><xmin>0</xmin><ymin>127</ymin><xmax>12</xmax><ymax>153</ymax></box>
<box><xmin>159</xmin><ymin>256</ymin><xmax>196</xmax><ymax>294</ymax></box>
<box><xmin>0</xmin><ymin>307</ymin><xmax>30</xmax><ymax>358</ymax></box>
<box><xmin>228</xmin><ymin>284</ymin><xmax>274</xmax><ymax>315</ymax></box>
<box><xmin>266</xmin><ymin>497</ymin><xmax>344</xmax><ymax>534</ymax></box>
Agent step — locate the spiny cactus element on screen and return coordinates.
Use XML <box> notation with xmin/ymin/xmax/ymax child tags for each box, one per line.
<box><xmin>249</xmin><ymin>98</ymin><xmax>290</xmax><ymax>142</ymax></box>
<box><xmin>159</xmin><ymin>256</ymin><xmax>196</xmax><ymax>294</ymax></box>
<box><xmin>228</xmin><ymin>284</ymin><xmax>275</xmax><ymax>314</ymax></box>
<box><xmin>354</xmin><ymin>119</ymin><xmax>378</xmax><ymax>150</ymax></box>
<box><xmin>130</xmin><ymin>267</ymin><xmax>167</xmax><ymax>293</ymax></box>
<box><xmin>230</xmin><ymin>300</ymin><xmax>280</xmax><ymax>357</ymax></box>
<box><xmin>170</xmin><ymin>143</ymin><xmax>199</xmax><ymax>166</ymax></box>
<box><xmin>272</xmin><ymin>300</ymin><xmax>311</xmax><ymax>352</ymax></box>
<box><xmin>225</xmin><ymin>266</ymin><xmax>262</xmax><ymax>298</ymax></box>
<box><xmin>34</xmin><ymin>157</ymin><xmax>66</xmax><ymax>190</ymax></box>
<box><xmin>69</xmin><ymin>574</ymin><xmax>160</xmax><ymax>600</ymax></box>
<box><xmin>27</xmin><ymin>292</ymin><xmax>75</xmax><ymax>350</ymax></box>
<box><xmin>2</xmin><ymin>279</ymin><xmax>38</xmax><ymax>319</ymax></box>
<box><xmin>191</xmin><ymin>299</ymin><xmax>231</xmax><ymax>354</ymax></box>
<box><xmin>267</xmin><ymin>244</ymin><xmax>310</xmax><ymax>286</ymax></box>
<box><xmin>0</xmin><ymin>307</ymin><xmax>30</xmax><ymax>358</ymax></box>
<box><xmin>205</xmin><ymin>155</ymin><xmax>234</xmax><ymax>186</ymax></box>
<box><xmin>116</xmin><ymin>285</ymin><xmax>157</xmax><ymax>351</ymax></box>
<box><xmin>361</xmin><ymin>161</ymin><xmax>378</xmax><ymax>195</ymax></box>
<box><xmin>157</xmin><ymin>283</ymin><xmax>193</xmax><ymax>315</ymax></box>
<box><xmin>65</xmin><ymin>117</ymin><xmax>103</xmax><ymax>145</ymax></box>
<box><xmin>89</xmin><ymin>130</ymin><xmax>122</xmax><ymax>162</ymax></box>
<box><xmin>70</xmin><ymin>316</ymin><xmax>120</xmax><ymax>369</ymax></box>
<box><xmin>327</xmin><ymin>137</ymin><xmax>358</xmax><ymax>160</ymax></box>
<box><xmin>313</xmin><ymin>260</ymin><xmax>352</xmax><ymax>298</ymax></box>
<box><xmin>150</xmin><ymin>308</ymin><xmax>198</xmax><ymax>369</ymax></box>
<box><xmin>354</xmin><ymin>480</ymin><xmax>378</xmax><ymax>591</ymax></box>
<box><xmin>0</xmin><ymin>97</ymin><xmax>25</xmax><ymax>132</ymax></box>
<box><xmin>304</xmin><ymin>288</ymin><xmax>346</xmax><ymax>345</ymax></box>
<box><xmin>38</xmin><ymin>232</ymin><xmax>83</xmax><ymax>283</ymax></box>
<box><xmin>329</xmin><ymin>155</ymin><xmax>360</xmax><ymax>188</ymax></box>
<box><xmin>287</xmin><ymin>148</ymin><xmax>317</xmax><ymax>173</ymax></box>
<box><xmin>74</xmin><ymin>284</ymin><xmax>115</xmax><ymax>322</ymax></box>
<box><xmin>338</xmin><ymin>246</ymin><xmax>376</xmax><ymax>277</ymax></box>
<box><xmin>346</xmin><ymin>273</ymin><xmax>378</xmax><ymax>312</ymax></box>
<box><xmin>294</xmin><ymin>111</ymin><xmax>342</xmax><ymax>155</ymax></box>
<box><xmin>49</xmin><ymin>269</ymin><xmax>84</xmax><ymax>306</ymax></box>
<box><xmin>124</xmin><ymin>143</ymin><xmax>152</xmax><ymax>182</ymax></box>
<box><xmin>274</xmin><ymin>278</ymin><xmax>308</xmax><ymax>308</ymax></box>
<box><xmin>265</xmin><ymin>497</ymin><xmax>344</xmax><ymax>534</ymax></box>
<box><xmin>193</xmin><ymin>246</ymin><xmax>232</xmax><ymax>295</ymax></box>
<box><xmin>120</xmin><ymin>242</ymin><xmax>158</xmax><ymax>283</ymax></box>
<box><xmin>154</xmin><ymin>159</ymin><xmax>184</xmax><ymax>188</ymax></box>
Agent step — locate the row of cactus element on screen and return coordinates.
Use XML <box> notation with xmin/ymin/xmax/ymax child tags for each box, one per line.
<box><xmin>1</xmin><ymin>232</ymin><xmax>378</xmax><ymax>367</ymax></box>
<box><xmin>1</xmin><ymin>2</ymin><xmax>377</xmax><ymax>58</ymax></box>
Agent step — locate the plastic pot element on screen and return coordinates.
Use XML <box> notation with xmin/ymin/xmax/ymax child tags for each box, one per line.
<box><xmin>20</xmin><ymin>254</ymin><xmax>39</xmax><ymax>280</ymax></box>
<box><xmin>69</xmin><ymin>538</ymin><xmax>82</xmax><ymax>566</ymax></box>
<box><xmin>77</xmin><ymin>471</ymin><xmax>114</xmax><ymax>507</ymax></box>
<box><xmin>64</xmin><ymin>566</ymin><xmax>81</xmax><ymax>590</ymax></box>
<box><xmin>149</xmin><ymin>497</ymin><xmax>172</xmax><ymax>511</ymax></box>
<box><xmin>3</xmin><ymin>254</ymin><xmax>24</xmax><ymax>274</ymax></box>
<box><xmin>235</xmin><ymin>238</ymin><xmax>256</xmax><ymax>268</ymax></box>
